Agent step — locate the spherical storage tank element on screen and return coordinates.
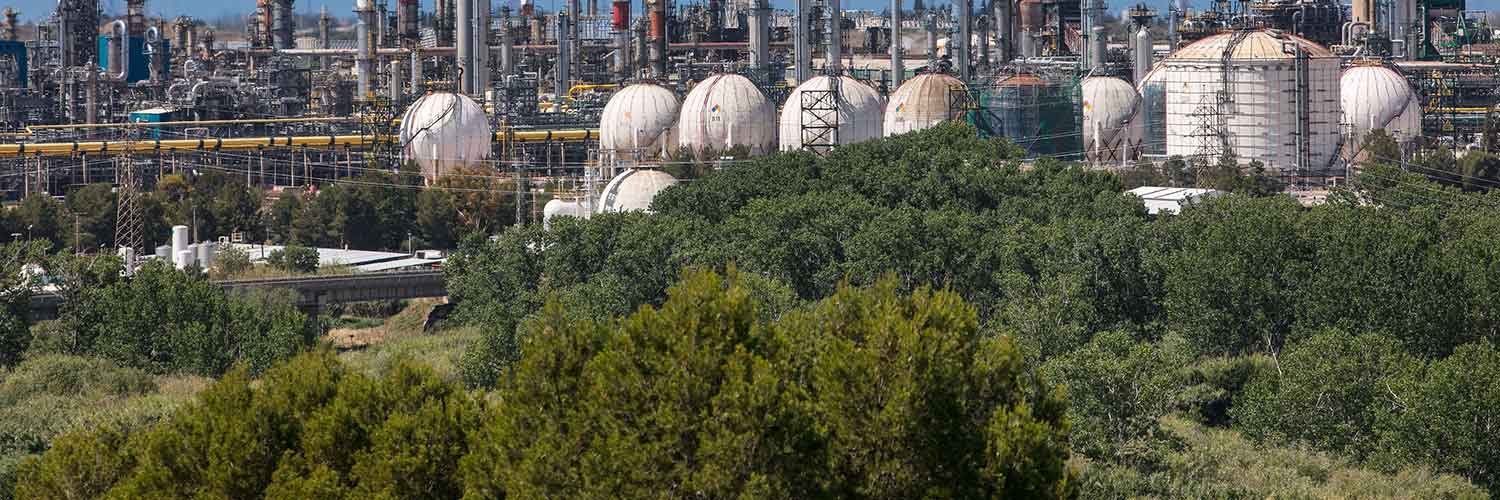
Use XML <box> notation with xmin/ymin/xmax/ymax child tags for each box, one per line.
<box><xmin>400</xmin><ymin>92</ymin><xmax>493</xmax><ymax>183</ymax></box>
<box><xmin>884</xmin><ymin>73</ymin><xmax>966</xmax><ymax>137</ymax></box>
<box><xmin>678</xmin><ymin>74</ymin><xmax>777</xmax><ymax>158</ymax></box>
<box><xmin>599</xmin><ymin>83</ymin><xmax>681</xmax><ymax>160</ymax></box>
<box><xmin>1081</xmin><ymin>76</ymin><xmax>1141</xmax><ymax>163</ymax></box>
<box><xmin>779</xmin><ymin>75</ymin><xmax>884</xmax><ymax>151</ymax></box>
<box><xmin>1340</xmin><ymin>64</ymin><xmax>1421</xmax><ymax>157</ymax></box>
<box><xmin>1163</xmin><ymin>30</ymin><xmax>1341</xmax><ymax>175</ymax></box>
<box><xmin>598</xmin><ymin>169</ymin><xmax>679</xmax><ymax>213</ymax></box>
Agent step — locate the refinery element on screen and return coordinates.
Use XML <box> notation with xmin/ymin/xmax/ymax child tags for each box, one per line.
<box><xmin>0</xmin><ymin>0</ymin><xmax>1493</xmax><ymax>253</ymax></box>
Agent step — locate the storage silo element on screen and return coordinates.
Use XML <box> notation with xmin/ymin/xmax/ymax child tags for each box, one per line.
<box><xmin>779</xmin><ymin>75</ymin><xmax>885</xmax><ymax>151</ymax></box>
<box><xmin>599</xmin><ymin>83</ymin><xmax>680</xmax><ymax>161</ymax></box>
<box><xmin>1340</xmin><ymin>64</ymin><xmax>1421</xmax><ymax>158</ymax></box>
<box><xmin>1133</xmin><ymin>63</ymin><xmax>1167</xmax><ymax>155</ymax></box>
<box><xmin>678</xmin><ymin>73</ymin><xmax>777</xmax><ymax>158</ymax></box>
<box><xmin>992</xmin><ymin>73</ymin><xmax>1079</xmax><ymax>156</ymax></box>
<box><xmin>598</xmin><ymin>169</ymin><xmax>679</xmax><ymax>213</ymax></box>
<box><xmin>1081</xmin><ymin>76</ymin><xmax>1141</xmax><ymax>164</ymax></box>
<box><xmin>1162</xmin><ymin>30</ymin><xmax>1341</xmax><ymax>175</ymax></box>
<box><xmin>883</xmin><ymin>73</ymin><xmax>966</xmax><ymax>137</ymax></box>
<box><xmin>399</xmin><ymin>92</ymin><xmax>493</xmax><ymax>183</ymax></box>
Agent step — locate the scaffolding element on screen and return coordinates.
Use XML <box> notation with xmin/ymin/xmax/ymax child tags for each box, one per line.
<box><xmin>799</xmin><ymin>86</ymin><xmax>840</xmax><ymax>156</ymax></box>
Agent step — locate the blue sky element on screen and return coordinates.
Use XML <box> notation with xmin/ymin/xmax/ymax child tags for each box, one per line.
<box><xmin>6</xmin><ymin>0</ymin><xmax>1500</xmax><ymax>23</ymax></box>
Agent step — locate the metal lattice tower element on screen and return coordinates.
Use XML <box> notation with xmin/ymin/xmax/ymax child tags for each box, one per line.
<box><xmin>801</xmin><ymin>85</ymin><xmax>840</xmax><ymax>156</ymax></box>
<box><xmin>114</xmin><ymin>156</ymin><xmax>143</xmax><ymax>255</ymax></box>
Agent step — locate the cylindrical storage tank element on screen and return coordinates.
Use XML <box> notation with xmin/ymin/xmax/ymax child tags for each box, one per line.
<box><xmin>779</xmin><ymin>75</ymin><xmax>884</xmax><ymax>151</ymax></box>
<box><xmin>175</xmin><ymin>250</ymin><xmax>193</xmax><ymax>270</ymax></box>
<box><xmin>1163</xmin><ymin>30</ymin><xmax>1341</xmax><ymax>175</ymax></box>
<box><xmin>1081</xmin><ymin>76</ymin><xmax>1141</xmax><ymax>164</ymax></box>
<box><xmin>599</xmin><ymin>83</ymin><xmax>680</xmax><ymax>161</ymax></box>
<box><xmin>399</xmin><ymin>92</ymin><xmax>493</xmax><ymax>183</ymax></box>
<box><xmin>678</xmin><ymin>74</ymin><xmax>777</xmax><ymax>158</ymax></box>
<box><xmin>171</xmin><ymin>225</ymin><xmax>189</xmax><ymax>256</ymax></box>
<box><xmin>1340</xmin><ymin>64</ymin><xmax>1422</xmax><ymax>157</ymax></box>
<box><xmin>1133</xmin><ymin>63</ymin><xmax>1167</xmax><ymax>155</ymax></box>
<box><xmin>992</xmin><ymin>73</ymin><xmax>1078</xmax><ymax>156</ymax></box>
<box><xmin>883</xmin><ymin>73</ymin><xmax>966</xmax><ymax>137</ymax></box>
<box><xmin>196</xmin><ymin>242</ymin><xmax>215</xmax><ymax>269</ymax></box>
<box><xmin>598</xmin><ymin>169</ymin><xmax>679</xmax><ymax>213</ymax></box>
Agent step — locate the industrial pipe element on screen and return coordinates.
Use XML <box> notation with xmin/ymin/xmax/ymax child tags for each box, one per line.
<box><xmin>0</xmin><ymin>130</ymin><xmax>602</xmax><ymax>158</ymax></box>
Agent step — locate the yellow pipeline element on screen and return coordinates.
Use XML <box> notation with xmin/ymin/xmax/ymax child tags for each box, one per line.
<box><xmin>0</xmin><ymin>129</ymin><xmax>600</xmax><ymax>158</ymax></box>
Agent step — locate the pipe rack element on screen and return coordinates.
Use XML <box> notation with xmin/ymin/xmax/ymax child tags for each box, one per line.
<box><xmin>0</xmin><ymin>129</ymin><xmax>601</xmax><ymax>157</ymax></box>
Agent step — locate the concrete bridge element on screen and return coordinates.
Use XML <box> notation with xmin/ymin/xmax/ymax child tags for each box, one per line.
<box><xmin>30</xmin><ymin>270</ymin><xmax>448</xmax><ymax>319</ymax></box>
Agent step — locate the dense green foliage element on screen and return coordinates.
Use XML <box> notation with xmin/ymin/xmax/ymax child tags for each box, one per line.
<box><xmin>448</xmin><ymin>123</ymin><xmax>1500</xmax><ymax>494</ymax></box>
<box><xmin>267</xmin><ymin>245</ymin><xmax>321</xmax><ymax>274</ymax></box>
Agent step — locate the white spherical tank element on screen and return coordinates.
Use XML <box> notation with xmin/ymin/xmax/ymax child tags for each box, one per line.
<box><xmin>598</xmin><ymin>169</ymin><xmax>679</xmax><ymax>213</ymax></box>
<box><xmin>1163</xmin><ymin>30</ymin><xmax>1341</xmax><ymax>175</ymax></box>
<box><xmin>1340</xmin><ymin>65</ymin><xmax>1422</xmax><ymax>156</ymax></box>
<box><xmin>599</xmin><ymin>83</ymin><xmax>681</xmax><ymax>160</ymax></box>
<box><xmin>1081</xmin><ymin>76</ymin><xmax>1141</xmax><ymax>164</ymax></box>
<box><xmin>542</xmin><ymin>198</ymin><xmax>591</xmax><ymax>229</ymax></box>
<box><xmin>678</xmin><ymin>74</ymin><xmax>777</xmax><ymax>158</ymax></box>
<box><xmin>883</xmin><ymin>73</ymin><xmax>967</xmax><ymax>137</ymax></box>
<box><xmin>778</xmin><ymin>75</ymin><xmax>884</xmax><ymax>151</ymax></box>
<box><xmin>400</xmin><ymin>92</ymin><xmax>493</xmax><ymax>183</ymax></box>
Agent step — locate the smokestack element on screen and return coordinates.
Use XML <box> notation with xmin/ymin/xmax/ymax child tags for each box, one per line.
<box><xmin>794</xmin><ymin>0</ymin><xmax>810</xmax><ymax>83</ymax></box>
<box><xmin>273</xmin><ymin>0</ymin><xmax>294</xmax><ymax>49</ymax></box>
<box><xmin>649</xmin><ymin>0</ymin><xmax>666</xmax><ymax>78</ymax></box>
<box><xmin>557</xmin><ymin>10</ymin><xmax>571</xmax><ymax>96</ymax></box>
<box><xmin>320</xmin><ymin>6</ymin><xmax>331</xmax><ymax>69</ymax></box>
<box><xmin>501</xmin><ymin>5</ymin><xmax>515</xmax><ymax>76</ymax></box>
<box><xmin>1090</xmin><ymin>25</ymin><xmax>1105</xmax><ymax>71</ymax></box>
<box><xmin>749</xmin><ymin>0</ymin><xmax>769</xmax><ymax>75</ymax></box>
<box><xmin>1133</xmin><ymin>26</ymin><xmax>1150</xmax><ymax>85</ymax></box>
<box><xmin>398</xmin><ymin>0</ymin><xmax>419</xmax><ymax>43</ymax></box>
<box><xmin>356</xmin><ymin>0</ymin><xmax>376</xmax><ymax>98</ymax></box>
<box><xmin>612</xmin><ymin>0</ymin><xmax>630</xmax><ymax>80</ymax></box>
<box><xmin>475</xmin><ymin>0</ymin><xmax>490</xmax><ymax>93</ymax></box>
<box><xmin>891</xmin><ymin>0</ymin><xmax>903</xmax><ymax>87</ymax></box>
<box><xmin>828</xmin><ymin>0</ymin><xmax>842</xmax><ymax>73</ymax></box>
<box><xmin>457</xmin><ymin>0</ymin><xmax>472</xmax><ymax>93</ymax></box>
<box><xmin>957</xmin><ymin>0</ymin><xmax>970</xmax><ymax>81</ymax></box>
<box><xmin>994</xmin><ymin>0</ymin><xmax>1010</xmax><ymax>63</ymax></box>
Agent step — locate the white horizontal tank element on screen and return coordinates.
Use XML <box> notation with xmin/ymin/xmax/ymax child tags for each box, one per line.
<box><xmin>779</xmin><ymin>75</ymin><xmax>884</xmax><ymax>151</ymax></box>
<box><xmin>1163</xmin><ymin>30</ymin><xmax>1341</xmax><ymax>175</ymax></box>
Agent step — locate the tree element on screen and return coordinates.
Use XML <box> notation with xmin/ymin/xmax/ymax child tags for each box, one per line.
<box><xmin>63</xmin><ymin>183</ymin><xmax>116</xmax><ymax>250</ymax></box>
<box><xmin>1234</xmin><ymin>330</ymin><xmax>1419</xmax><ymax>460</ymax></box>
<box><xmin>0</xmin><ymin>241</ymin><xmax>45</xmax><ymax>367</ymax></box>
<box><xmin>266</xmin><ymin>192</ymin><xmax>303</xmax><ymax>244</ymax></box>
<box><xmin>268</xmin><ymin>245</ymin><xmax>320</xmax><ymax>274</ymax></box>
<box><xmin>1042</xmin><ymin>331</ymin><xmax>1186</xmax><ymax>463</ymax></box>
<box><xmin>1379</xmin><ymin>341</ymin><xmax>1500</xmax><ymax>495</ymax></box>
<box><xmin>13</xmin><ymin>194</ymin><xmax>65</xmax><ymax>249</ymax></box>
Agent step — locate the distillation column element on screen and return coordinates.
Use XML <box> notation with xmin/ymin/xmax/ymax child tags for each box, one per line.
<box><xmin>795</xmin><ymin>0</ymin><xmax>811</xmax><ymax>83</ymax></box>
<box><xmin>956</xmin><ymin>0</ymin><xmax>970</xmax><ymax>81</ymax></box>
<box><xmin>612</xmin><ymin>0</ymin><xmax>630</xmax><ymax>80</ymax></box>
<box><xmin>749</xmin><ymin>0</ymin><xmax>769</xmax><ymax>78</ymax></box>
<box><xmin>355</xmin><ymin>0</ymin><xmax>377</xmax><ymax>98</ymax></box>
<box><xmin>273</xmin><ymin>0</ymin><xmax>294</xmax><ymax>48</ymax></box>
<box><xmin>456</xmin><ymin>0</ymin><xmax>472</xmax><ymax>93</ymax></box>
<box><xmin>828</xmin><ymin>0</ymin><xmax>842</xmax><ymax>73</ymax></box>
<box><xmin>500</xmin><ymin>5</ymin><xmax>515</xmax><ymax>76</ymax></box>
<box><xmin>475</xmin><ymin>0</ymin><xmax>490</xmax><ymax>93</ymax></box>
<box><xmin>649</xmin><ymin>0</ymin><xmax>666</xmax><ymax>78</ymax></box>
<box><xmin>1133</xmin><ymin>25</ymin><xmax>1150</xmax><ymax>85</ymax></box>
<box><xmin>319</xmin><ymin>7</ymin><xmax>331</xmax><ymax>69</ymax></box>
<box><xmin>995</xmin><ymin>0</ymin><xmax>1010</xmax><ymax>63</ymax></box>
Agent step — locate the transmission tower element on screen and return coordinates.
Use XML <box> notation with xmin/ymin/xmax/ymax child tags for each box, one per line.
<box><xmin>114</xmin><ymin>156</ymin><xmax>144</xmax><ymax>256</ymax></box>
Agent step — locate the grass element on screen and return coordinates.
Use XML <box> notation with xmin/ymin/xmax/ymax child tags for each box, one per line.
<box><xmin>332</xmin><ymin>298</ymin><xmax>477</xmax><ymax>383</ymax></box>
<box><xmin>1076</xmin><ymin>415</ymin><xmax>1487</xmax><ymax>499</ymax></box>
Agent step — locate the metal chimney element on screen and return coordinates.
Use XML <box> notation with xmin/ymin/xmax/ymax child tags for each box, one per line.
<box><xmin>891</xmin><ymin>0</ymin><xmax>903</xmax><ymax>87</ymax></box>
<box><xmin>925</xmin><ymin>11</ymin><xmax>937</xmax><ymax>69</ymax></box>
<box><xmin>457</xmin><ymin>0</ymin><xmax>472</xmax><ymax>93</ymax></box>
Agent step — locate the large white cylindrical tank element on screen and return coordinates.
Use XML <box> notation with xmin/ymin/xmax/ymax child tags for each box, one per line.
<box><xmin>399</xmin><ymin>92</ymin><xmax>493</xmax><ymax>183</ymax></box>
<box><xmin>1163</xmin><ymin>30</ymin><xmax>1341</xmax><ymax>175</ymax></box>
<box><xmin>1340</xmin><ymin>65</ymin><xmax>1422</xmax><ymax>156</ymax></box>
<box><xmin>778</xmin><ymin>75</ymin><xmax>885</xmax><ymax>151</ymax></box>
<box><xmin>1082</xmin><ymin>76</ymin><xmax>1141</xmax><ymax>164</ymax></box>
<box><xmin>598</xmin><ymin>169</ymin><xmax>679</xmax><ymax>213</ymax></box>
<box><xmin>678</xmin><ymin>74</ymin><xmax>777</xmax><ymax>158</ymax></box>
<box><xmin>883</xmin><ymin>73</ymin><xmax>967</xmax><ymax>137</ymax></box>
<box><xmin>171</xmin><ymin>225</ymin><xmax>189</xmax><ymax>257</ymax></box>
<box><xmin>599</xmin><ymin>83</ymin><xmax>681</xmax><ymax>160</ymax></box>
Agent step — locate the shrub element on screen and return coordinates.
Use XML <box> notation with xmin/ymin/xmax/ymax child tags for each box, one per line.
<box><xmin>214</xmin><ymin>245</ymin><xmax>252</xmax><ymax>276</ymax></box>
<box><xmin>268</xmin><ymin>245</ymin><xmax>319</xmax><ymax>274</ymax></box>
